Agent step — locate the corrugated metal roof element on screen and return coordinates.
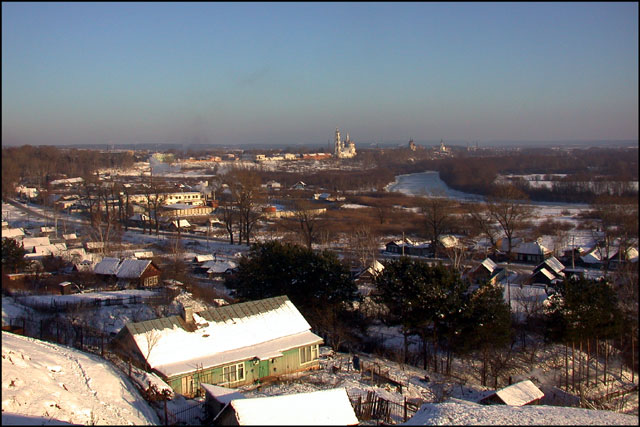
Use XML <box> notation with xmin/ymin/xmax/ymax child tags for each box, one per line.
<box><xmin>94</xmin><ymin>257</ymin><xmax>121</xmax><ymax>275</ymax></box>
<box><xmin>541</xmin><ymin>256</ymin><xmax>565</xmax><ymax>274</ymax></box>
<box><xmin>116</xmin><ymin>259</ymin><xmax>152</xmax><ymax>278</ymax></box>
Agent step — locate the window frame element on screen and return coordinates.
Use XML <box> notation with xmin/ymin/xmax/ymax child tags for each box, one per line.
<box><xmin>299</xmin><ymin>344</ymin><xmax>319</xmax><ymax>365</ymax></box>
<box><xmin>222</xmin><ymin>362</ymin><xmax>245</xmax><ymax>384</ymax></box>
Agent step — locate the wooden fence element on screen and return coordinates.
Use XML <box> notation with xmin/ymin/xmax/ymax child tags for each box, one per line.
<box><xmin>348</xmin><ymin>390</ymin><xmax>419</xmax><ymax>424</ymax></box>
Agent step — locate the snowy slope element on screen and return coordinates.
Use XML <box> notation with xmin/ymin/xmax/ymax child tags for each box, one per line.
<box><xmin>2</xmin><ymin>331</ymin><xmax>160</xmax><ymax>425</ymax></box>
<box><xmin>403</xmin><ymin>398</ymin><xmax>638</xmax><ymax>425</ymax></box>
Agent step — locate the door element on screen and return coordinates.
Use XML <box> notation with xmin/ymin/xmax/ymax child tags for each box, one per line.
<box><xmin>258</xmin><ymin>360</ymin><xmax>269</xmax><ymax>379</ymax></box>
<box><xmin>181</xmin><ymin>375</ymin><xmax>193</xmax><ymax>397</ymax></box>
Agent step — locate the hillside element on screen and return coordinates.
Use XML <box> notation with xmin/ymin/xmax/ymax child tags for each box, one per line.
<box><xmin>2</xmin><ymin>331</ymin><xmax>160</xmax><ymax>425</ymax></box>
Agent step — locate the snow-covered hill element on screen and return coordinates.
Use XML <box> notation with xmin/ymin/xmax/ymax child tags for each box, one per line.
<box><xmin>403</xmin><ymin>397</ymin><xmax>638</xmax><ymax>425</ymax></box>
<box><xmin>2</xmin><ymin>331</ymin><xmax>160</xmax><ymax>425</ymax></box>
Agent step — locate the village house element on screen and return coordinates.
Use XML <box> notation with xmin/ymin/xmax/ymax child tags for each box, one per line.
<box><xmin>465</xmin><ymin>258</ymin><xmax>505</xmax><ymax>285</ymax></box>
<box><xmin>93</xmin><ymin>257</ymin><xmax>161</xmax><ymax>288</ymax></box>
<box><xmin>385</xmin><ymin>239</ymin><xmax>432</xmax><ymax>257</ymax></box>
<box><xmin>479</xmin><ymin>379</ymin><xmax>544</xmax><ymax>406</ymax></box>
<box><xmin>160</xmin><ymin>203</ymin><xmax>214</xmax><ymax>219</ymax></box>
<box><xmin>509</xmin><ymin>240</ymin><xmax>552</xmax><ymax>264</ymax></box>
<box><xmin>111</xmin><ymin>296</ymin><xmax>323</xmax><ymax>397</ymax></box>
<box><xmin>526</xmin><ymin>256</ymin><xmax>565</xmax><ymax>286</ymax></box>
<box><xmin>212</xmin><ymin>387</ymin><xmax>359</xmax><ymax>425</ymax></box>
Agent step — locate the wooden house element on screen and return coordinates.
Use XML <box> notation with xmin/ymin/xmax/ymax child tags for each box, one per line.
<box><xmin>93</xmin><ymin>257</ymin><xmax>161</xmax><ymax>288</ymax></box>
<box><xmin>512</xmin><ymin>241</ymin><xmax>552</xmax><ymax>264</ymax></box>
<box><xmin>213</xmin><ymin>388</ymin><xmax>358</xmax><ymax>425</ymax></box>
<box><xmin>465</xmin><ymin>258</ymin><xmax>505</xmax><ymax>285</ymax></box>
<box><xmin>479</xmin><ymin>380</ymin><xmax>544</xmax><ymax>406</ymax></box>
<box><xmin>385</xmin><ymin>239</ymin><xmax>432</xmax><ymax>257</ymax></box>
<box><xmin>111</xmin><ymin>296</ymin><xmax>323</xmax><ymax>397</ymax></box>
<box><xmin>527</xmin><ymin>256</ymin><xmax>565</xmax><ymax>286</ymax></box>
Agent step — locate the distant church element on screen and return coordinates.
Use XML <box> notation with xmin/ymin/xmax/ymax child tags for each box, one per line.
<box><xmin>334</xmin><ymin>128</ymin><xmax>357</xmax><ymax>159</ymax></box>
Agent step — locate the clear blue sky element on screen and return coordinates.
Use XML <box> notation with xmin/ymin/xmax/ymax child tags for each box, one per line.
<box><xmin>2</xmin><ymin>2</ymin><xmax>638</xmax><ymax>147</ymax></box>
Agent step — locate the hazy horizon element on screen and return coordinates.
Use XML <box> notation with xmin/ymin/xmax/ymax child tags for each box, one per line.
<box><xmin>2</xmin><ymin>2</ymin><xmax>638</xmax><ymax>147</ymax></box>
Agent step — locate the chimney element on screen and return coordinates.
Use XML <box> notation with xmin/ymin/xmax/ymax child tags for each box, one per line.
<box><xmin>180</xmin><ymin>303</ymin><xmax>194</xmax><ymax>323</ymax></box>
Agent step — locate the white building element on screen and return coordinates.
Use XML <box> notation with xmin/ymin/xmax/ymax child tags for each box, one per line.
<box><xmin>334</xmin><ymin>128</ymin><xmax>357</xmax><ymax>159</ymax></box>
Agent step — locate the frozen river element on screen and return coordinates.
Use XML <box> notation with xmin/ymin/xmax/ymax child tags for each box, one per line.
<box><xmin>384</xmin><ymin>171</ymin><xmax>484</xmax><ymax>201</ymax></box>
<box><xmin>384</xmin><ymin>171</ymin><xmax>590</xmax><ymax>210</ymax></box>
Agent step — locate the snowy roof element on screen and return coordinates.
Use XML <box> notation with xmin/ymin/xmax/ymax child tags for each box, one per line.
<box><xmin>49</xmin><ymin>177</ymin><xmax>84</xmax><ymax>185</ymax></box>
<box><xmin>403</xmin><ymin>398</ymin><xmax>638</xmax><ymax>425</ymax></box>
<box><xmin>202</xmin><ymin>260</ymin><xmax>237</xmax><ymax>273</ymax></box>
<box><xmin>438</xmin><ymin>234</ymin><xmax>459</xmax><ymax>248</ymax></box>
<box><xmin>84</xmin><ymin>241</ymin><xmax>105</xmax><ymax>249</ymax></box>
<box><xmin>2</xmin><ymin>228</ymin><xmax>25</xmax><ymax>239</ymax></box>
<box><xmin>94</xmin><ymin>257</ymin><xmax>122</xmax><ymax>275</ymax></box>
<box><xmin>134</xmin><ymin>251</ymin><xmax>154</xmax><ymax>259</ymax></box>
<box><xmin>581</xmin><ymin>251</ymin><xmax>602</xmax><ymax>264</ymax></box>
<box><xmin>33</xmin><ymin>243</ymin><xmax>67</xmax><ymax>256</ymax></box>
<box><xmin>200</xmin><ymin>383</ymin><xmax>245</xmax><ymax>405</ymax></box>
<box><xmin>535</xmin><ymin>268</ymin><xmax>556</xmax><ymax>282</ymax></box>
<box><xmin>226</xmin><ymin>388</ymin><xmax>358</xmax><ymax>425</ymax></box>
<box><xmin>116</xmin><ymin>259</ymin><xmax>153</xmax><ymax>279</ymax></box>
<box><xmin>21</xmin><ymin>236</ymin><xmax>50</xmax><ymax>249</ymax></box>
<box><xmin>40</xmin><ymin>226</ymin><xmax>56</xmax><ymax>233</ymax></box>
<box><xmin>481</xmin><ymin>258</ymin><xmax>497</xmax><ymax>273</ymax></box>
<box><xmin>513</xmin><ymin>241</ymin><xmax>550</xmax><ymax>255</ymax></box>
<box><xmin>194</xmin><ymin>254</ymin><xmax>215</xmax><ymax>263</ymax></box>
<box><xmin>483</xmin><ymin>380</ymin><xmax>544</xmax><ymax>406</ymax></box>
<box><xmin>126</xmin><ymin>296</ymin><xmax>322</xmax><ymax>377</ymax></box>
<box><xmin>164</xmin><ymin>203</ymin><xmax>199</xmax><ymax>210</ymax></box>
<box><xmin>170</xmin><ymin>219</ymin><xmax>191</xmax><ymax>228</ymax></box>
<box><xmin>62</xmin><ymin>233</ymin><xmax>77</xmax><ymax>240</ymax></box>
<box><xmin>536</xmin><ymin>256</ymin><xmax>565</xmax><ymax>274</ymax></box>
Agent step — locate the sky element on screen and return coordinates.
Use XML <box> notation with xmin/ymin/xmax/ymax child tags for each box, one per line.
<box><xmin>2</xmin><ymin>2</ymin><xmax>638</xmax><ymax>147</ymax></box>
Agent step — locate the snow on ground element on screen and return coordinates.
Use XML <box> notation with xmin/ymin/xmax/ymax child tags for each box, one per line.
<box><xmin>2</xmin><ymin>331</ymin><xmax>160</xmax><ymax>425</ymax></box>
<box><xmin>341</xmin><ymin>203</ymin><xmax>370</xmax><ymax>209</ymax></box>
<box><xmin>403</xmin><ymin>398</ymin><xmax>638</xmax><ymax>425</ymax></box>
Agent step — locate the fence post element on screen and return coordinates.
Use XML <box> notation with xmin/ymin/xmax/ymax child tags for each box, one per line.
<box><xmin>404</xmin><ymin>397</ymin><xmax>407</xmax><ymax>422</ymax></box>
<box><xmin>164</xmin><ymin>398</ymin><xmax>168</xmax><ymax>426</ymax></box>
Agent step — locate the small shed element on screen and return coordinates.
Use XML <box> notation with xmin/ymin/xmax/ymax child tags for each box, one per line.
<box><xmin>213</xmin><ymin>388</ymin><xmax>359</xmax><ymax>426</ymax></box>
<box><xmin>57</xmin><ymin>281</ymin><xmax>75</xmax><ymax>295</ymax></box>
<box><xmin>201</xmin><ymin>383</ymin><xmax>245</xmax><ymax>421</ymax></box>
<box><xmin>479</xmin><ymin>380</ymin><xmax>544</xmax><ymax>406</ymax></box>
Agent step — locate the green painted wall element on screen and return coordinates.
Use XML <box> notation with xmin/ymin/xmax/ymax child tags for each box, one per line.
<box><xmin>165</xmin><ymin>344</ymin><xmax>320</xmax><ymax>396</ymax></box>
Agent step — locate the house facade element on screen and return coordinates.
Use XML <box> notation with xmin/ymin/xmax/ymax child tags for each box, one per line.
<box><xmin>112</xmin><ymin>296</ymin><xmax>323</xmax><ymax>397</ymax></box>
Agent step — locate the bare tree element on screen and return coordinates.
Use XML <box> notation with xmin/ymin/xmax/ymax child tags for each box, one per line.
<box><xmin>280</xmin><ymin>200</ymin><xmax>326</xmax><ymax>250</ymax></box>
<box><xmin>226</xmin><ymin>169</ymin><xmax>264</xmax><ymax>245</ymax></box>
<box><xmin>465</xmin><ymin>202</ymin><xmax>501</xmax><ymax>251</ymax></box>
<box><xmin>143</xmin><ymin>329</ymin><xmax>161</xmax><ymax>366</ymax></box>
<box><xmin>419</xmin><ymin>193</ymin><xmax>454</xmax><ymax>258</ymax></box>
<box><xmin>486</xmin><ymin>185</ymin><xmax>533</xmax><ymax>261</ymax></box>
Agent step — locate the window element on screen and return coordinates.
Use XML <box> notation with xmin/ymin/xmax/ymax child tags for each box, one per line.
<box><xmin>222</xmin><ymin>362</ymin><xmax>245</xmax><ymax>383</ymax></box>
<box><xmin>144</xmin><ymin>275</ymin><xmax>158</xmax><ymax>286</ymax></box>
<box><xmin>299</xmin><ymin>345</ymin><xmax>319</xmax><ymax>364</ymax></box>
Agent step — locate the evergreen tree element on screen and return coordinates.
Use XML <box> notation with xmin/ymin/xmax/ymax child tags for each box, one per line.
<box><xmin>2</xmin><ymin>238</ymin><xmax>30</xmax><ymax>274</ymax></box>
<box><xmin>454</xmin><ymin>282</ymin><xmax>512</xmax><ymax>386</ymax></box>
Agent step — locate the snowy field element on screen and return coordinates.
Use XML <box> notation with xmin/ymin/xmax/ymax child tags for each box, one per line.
<box><xmin>2</xmin><ymin>331</ymin><xmax>160</xmax><ymax>425</ymax></box>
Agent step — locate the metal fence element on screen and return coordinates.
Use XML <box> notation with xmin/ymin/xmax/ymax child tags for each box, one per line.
<box><xmin>166</xmin><ymin>401</ymin><xmax>205</xmax><ymax>425</ymax></box>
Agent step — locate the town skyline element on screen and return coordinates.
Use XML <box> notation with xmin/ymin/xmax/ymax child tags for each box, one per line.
<box><xmin>2</xmin><ymin>2</ymin><xmax>638</xmax><ymax>147</ymax></box>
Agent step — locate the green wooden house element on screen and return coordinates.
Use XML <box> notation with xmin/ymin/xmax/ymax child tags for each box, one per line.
<box><xmin>112</xmin><ymin>295</ymin><xmax>323</xmax><ymax>397</ymax></box>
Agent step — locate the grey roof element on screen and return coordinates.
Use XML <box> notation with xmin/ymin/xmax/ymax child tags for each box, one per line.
<box><xmin>94</xmin><ymin>257</ymin><xmax>121</xmax><ymax>275</ymax></box>
<box><xmin>538</xmin><ymin>256</ymin><xmax>565</xmax><ymax>274</ymax></box>
<box><xmin>116</xmin><ymin>259</ymin><xmax>153</xmax><ymax>279</ymax></box>
<box><xmin>197</xmin><ymin>295</ymin><xmax>289</xmax><ymax>324</ymax></box>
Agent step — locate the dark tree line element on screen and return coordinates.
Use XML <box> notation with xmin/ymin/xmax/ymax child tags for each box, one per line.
<box><xmin>2</xmin><ymin>145</ymin><xmax>135</xmax><ymax>199</ymax></box>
